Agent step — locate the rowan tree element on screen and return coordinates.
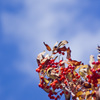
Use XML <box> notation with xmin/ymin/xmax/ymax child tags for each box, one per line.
<box><xmin>36</xmin><ymin>40</ymin><xmax>100</xmax><ymax>100</ymax></box>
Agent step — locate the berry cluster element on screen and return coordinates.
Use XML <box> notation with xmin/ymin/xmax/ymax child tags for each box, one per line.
<box><xmin>87</xmin><ymin>61</ymin><xmax>100</xmax><ymax>87</ymax></box>
<box><xmin>36</xmin><ymin>40</ymin><xmax>100</xmax><ymax>100</ymax></box>
<box><xmin>36</xmin><ymin>59</ymin><xmax>73</xmax><ymax>100</ymax></box>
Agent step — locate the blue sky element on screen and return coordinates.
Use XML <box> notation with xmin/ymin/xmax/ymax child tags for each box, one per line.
<box><xmin>1</xmin><ymin>0</ymin><xmax>100</xmax><ymax>100</ymax></box>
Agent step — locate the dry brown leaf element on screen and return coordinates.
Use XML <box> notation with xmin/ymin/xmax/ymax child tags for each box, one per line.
<box><xmin>43</xmin><ymin>42</ymin><xmax>51</xmax><ymax>51</ymax></box>
<box><xmin>68</xmin><ymin>59</ymin><xmax>81</xmax><ymax>66</ymax></box>
<box><xmin>54</xmin><ymin>56</ymin><xmax>58</xmax><ymax>61</ymax></box>
<box><xmin>66</xmin><ymin>47</ymin><xmax>71</xmax><ymax>59</ymax></box>
<box><xmin>59</xmin><ymin>46</ymin><xmax>67</xmax><ymax>51</ymax></box>
<box><xmin>52</xmin><ymin>51</ymin><xmax>57</xmax><ymax>54</ymax></box>
<box><xmin>37</xmin><ymin>51</ymin><xmax>46</xmax><ymax>65</ymax></box>
<box><xmin>58</xmin><ymin>40</ymin><xmax>68</xmax><ymax>47</ymax></box>
<box><xmin>74</xmin><ymin>65</ymin><xmax>82</xmax><ymax>71</ymax></box>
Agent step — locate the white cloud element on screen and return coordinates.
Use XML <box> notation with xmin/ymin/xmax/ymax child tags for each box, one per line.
<box><xmin>69</xmin><ymin>32</ymin><xmax>100</xmax><ymax>61</ymax></box>
<box><xmin>1</xmin><ymin>0</ymin><xmax>100</xmax><ymax>83</ymax></box>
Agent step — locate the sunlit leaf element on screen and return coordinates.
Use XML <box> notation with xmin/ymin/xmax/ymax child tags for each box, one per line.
<box><xmin>97</xmin><ymin>79</ymin><xmax>100</xmax><ymax>84</ymax></box>
<box><xmin>45</xmin><ymin>54</ymin><xmax>49</xmax><ymax>59</ymax></box>
<box><xmin>87</xmin><ymin>95</ymin><xmax>92</xmax><ymax>100</ymax></box>
<box><xmin>44</xmin><ymin>78</ymin><xmax>50</xmax><ymax>84</ymax></box>
<box><xmin>47</xmin><ymin>68</ymin><xmax>59</xmax><ymax>79</ymax></box>
<box><xmin>79</xmin><ymin>65</ymin><xmax>88</xmax><ymax>78</ymax></box>
<box><xmin>85</xmin><ymin>91</ymin><xmax>90</xmax><ymax>99</ymax></box>
<box><xmin>76</xmin><ymin>91</ymin><xmax>83</xmax><ymax>97</ymax></box>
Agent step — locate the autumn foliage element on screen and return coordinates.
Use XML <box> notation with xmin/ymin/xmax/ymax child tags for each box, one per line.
<box><xmin>36</xmin><ymin>40</ymin><xmax>100</xmax><ymax>100</ymax></box>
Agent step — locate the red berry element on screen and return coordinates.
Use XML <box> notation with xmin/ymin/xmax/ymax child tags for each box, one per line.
<box><xmin>57</xmin><ymin>95</ymin><xmax>60</xmax><ymax>99</ymax></box>
<box><xmin>92</xmin><ymin>62</ymin><xmax>95</xmax><ymax>64</ymax></box>
<box><xmin>73</xmin><ymin>78</ymin><xmax>76</xmax><ymax>82</ymax></box>
<box><xmin>59</xmin><ymin>62</ymin><xmax>62</xmax><ymax>66</ymax></box>
<box><xmin>66</xmin><ymin>91</ymin><xmax>68</xmax><ymax>94</ymax></box>
<box><xmin>96</xmin><ymin>61</ymin><xmax>100</xmax><ymax>65</ymax></box>
<box><xmin>67</xmin><ymin>69</ymin><xmax>71</xmax><ymax>72</ymax></box>
<box><xmin>38</xmin><ymin>83</ymin><xmax>42</xmax><ymax>87</ymax></box>
<box><xmin>54</xmin><ymin>92</ymin><xmax>57</xmax><ymax>95</ymax></box>
<box><xmin>76</xmin><ymin>75</ymin><xmax>80</xmax><ymax>79</ymax></box>
<box><xmin>47</xmin><ymin>64</ymin><xmax>50</xmax><ymax>68</ymax></box>
<box><xmin>88</xmin><ymin>79</ymin><xmax>91</xmax><ymax>83</ymax></box>
<box><xmin>36</xmin><ymin>68</ymin><xmax>40</xmax><ymax>73</ymax></box>
<box><xmin>94</xmin><ymin>84</ymin><xmax>97</xmax><ymax>87</ymax></box>
<box><xmin>40</xmin><ymin>76</ymin><xmax>44</xmax><ymax>79</ymax></box>
<box><xmin>62</xmin><ymin>91</ymin><xmax>64</xmax><ymax>94</ymax></box>
<box><xmin>40</xmin><ymin>84</ymin><xmax>44</xmax><ymax>89</ymax></box>
<box><xmin>55</xmin><ymin>97</ymin><xmax>57</xmax><ymax>100</ymax></box>
<box><xmin>64</xmin><ymin>68</ymin><xmax>68</xmax><ymax>71</ymax></box>
<box><xmin>60</xmin><ymin>67</ymin><xmax>63</xmax><ymax>71</ymax></box>
<box><xmin>39</xmin><ymin>65</ymin><xmax>42</xmax><ymax>69</ymax></box>
<box><xmin>63</xmin><ymin>72</ymin><xmax>67</xmax><ymax>75</ymax></box>
<box><xmin>92</xmin><ymin>69</ymin><xmax>96</xmax><ymax>73</ymax></box>
<box><xmin>48</xmin><ymin>93</ymin><xmax>51</xmax><ymax>97</ymax></box>
<box><xmin>46</xmin><ymin>86</ymin><xmax>50</xmax><ymax>89</ymax></box>
<box><xmin>59</xmin><ymin>60</ymin><xmax>62</xmax><ymax>62</ymax></box>
<box><xmin>75</xmin><ymin>73</ymin><xmax>78</xmax><ymax>76</ymax></box>
<box><xmin>59</xmin><ymin>51</ymin><xmax>61</xmax><ymax>54</ymax></box>
<box><xmin>51</xmin><ymin>59</ymin><xmax>54</xmax><ymax>63</ymax></box>
<box><xmin>87</xmin><ymin>75</ymin><xmax>90</xmax><ymax>79</ymax></box>
<box><xmin>62</xmin><ymin>52</ymin><xmax>65</xmax><ymax>55</ymax></box>
<box><xmin>56</xmin><ymin>70</ymin><xmax>59</xmax><ymax>73</ymax></box>
<box><xmin>60</xmin><ymin>92</ymin><xmax>63</xmax><ymax>96</ymax></box>
<box><xmin>41</xmin><ymin>62</ymin><xmax>45</xmax><ymax>65</ymax></box>
<box><xmin>97</xmin><ymin>68</ymin><xmax>100</xmax><ymax>72</ymax></box>
<box><xmin>52</xmin><ymin>65</ymin><xmax>56</xmax><ymax>68</ymax></box>
<box><xmin>54</xmin><ymin>80</ymin><xmax>58</xmax><ymax>83</ymax></box>
<box><xmin>60</xmin><ymin>85</ymin><xmax>63</xmax><ymax>89</ymax></box>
